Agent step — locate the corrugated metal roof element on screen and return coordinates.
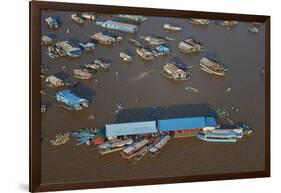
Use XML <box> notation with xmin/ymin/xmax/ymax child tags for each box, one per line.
<box><xmin>158</xmin><ymin>117</ymin><xmax>216</xmax><ymax>132</ymax></box>
<box><xmin>57</xmin><ymin>89</ymin><xmax>87</xmax><ymax>104</ymax></box>
<box><xmin>106</xmin><ymin>121</ymin><xmax>157</xmax><ymax>137</ymax></box>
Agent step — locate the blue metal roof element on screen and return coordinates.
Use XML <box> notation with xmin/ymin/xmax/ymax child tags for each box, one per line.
<box><xmin>158</xmin><ymin>117</ymin><xmax>216</xmax><ymax>132</ymax></box>
<box><xmin>106</xmin><ymin>121</ymin><xmax>157</xmax><ymax>137</ymax></box>
<box><xmin>57</xmin><ymin>89</ymin><xmax>87</xmax><ymax>104</ymax></box>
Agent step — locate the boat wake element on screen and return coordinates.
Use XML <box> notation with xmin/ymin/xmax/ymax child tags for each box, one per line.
<box><xmin>130</xmin><ymin>70</ymin><xmax>153</xmax><ymax>83</ymax></box>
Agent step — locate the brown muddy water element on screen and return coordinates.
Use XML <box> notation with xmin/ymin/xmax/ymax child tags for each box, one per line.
<box><xmin>40</xmin><ymin>10</ymin><xmax>265</xmax><ymax>184</ymax></box>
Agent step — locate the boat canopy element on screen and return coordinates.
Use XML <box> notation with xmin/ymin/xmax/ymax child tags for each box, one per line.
<box><xmin>158</xmin><ymin>117</ymin><xmax>216</xmax><ymax>132</ymax></box>
<box><xmin>106</xmin><ymin>121</ymin><xmax>157</xmax><ymax>137</ymax></box>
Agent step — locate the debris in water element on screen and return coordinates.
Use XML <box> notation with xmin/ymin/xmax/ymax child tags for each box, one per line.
<box><xmin>114</xmin><ymin>102</ymin><xmax>125</xmax><ymax>115</ymax></box>
<box><xmin>185</xmin><ymin>86</ymin><xmax>199</xmax><ymax>93</ymax></box>
<box><xmin>41</xmin><ymin>104</ymin><xmax>47</xmax><ymax>113</ymax></box>
<box><xmin>66</xmin><ymin>28</ymin><xmax>71</xmax><ymax>34</ymax></box>
<box><xmin>225</xmin><ymin>87</ymin><xmax>231</xmax><ymax>93</ymax></box>
<box><xmin>88</xmin><ymin>113</ymin><xmax>96</xmax><ymax>120</ymax></box>
<box><xmin>231</xmin><ymin>105</ymin><xmax>239</xmax><ymax>112</ymax></box>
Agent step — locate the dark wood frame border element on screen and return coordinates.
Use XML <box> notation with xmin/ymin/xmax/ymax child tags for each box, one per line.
<box><xmin>30</xmin><ymin>1</ymin><xmax>270</xmax><ymax>192</ymax></box>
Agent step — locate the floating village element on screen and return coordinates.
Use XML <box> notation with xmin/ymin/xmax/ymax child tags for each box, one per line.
<box><xmin>41</xmin><ymin>12</ymin><xmax>263</xmax><ymax>162</ymax></box>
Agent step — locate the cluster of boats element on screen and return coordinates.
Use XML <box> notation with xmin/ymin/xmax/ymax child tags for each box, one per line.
<box><xmin>98</xmin><ymin>135</ymin><xmax>172</xmax><ymax>160</ymax></box>
<box><xmin>49</xmin><ymin>132</ymin><xmax>70</xmax><ymax>146</ymax></box>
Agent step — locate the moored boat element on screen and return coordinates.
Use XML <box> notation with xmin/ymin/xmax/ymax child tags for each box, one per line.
<box><xmin>162</xmin><ymin>62</ymin><xmax>190</xmax><ymax>81</ymax></box>
<box><xmin>136</xmin><ymin>48</ymin><xmax>155</xmax><ymax>60</ymax></box>
<box><xmin>148</xmin><ymin>135</ymin><xmax>171</xmax><ymax>154</ymax></box>
<box><xmin>71</xmin><ymin>13</ymin><xmax>84</xmax><ymax>24</ymax></box>
<box><xmin>73</xmin><ymin>69</ymin><xmax>93</xmax><ymax>79</ymax></box>
<box><xmin>94</xmin><ymin>59</ymin><xmax>111</xmax><ymax>69</ymax></box>
<box><xmin>121</xmin><ymin>139</ymin><xmax>150</xmax><ymax>160</ymax></box>
<box><xmin>200</xmin><ymin>57</ymin><xmax>227</xmax><ymax>76</ymax></box>
<box><xmin>120</xmin><ymin>52</ymin><xmax>133</xmax><ymax>62</ymax></box>
<box><xmin>163</xmin><ymin>24</ymin><xmax>182</xmax><ymax>31</ymax></box>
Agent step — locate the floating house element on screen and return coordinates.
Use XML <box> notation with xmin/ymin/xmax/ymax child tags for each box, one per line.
<box><xmin>45</xmin><ymin>17</ymin><xmax>59</xmax><ymax>29</ymax></box>
<box><xmin>101</xmin><ymin>20</ymin><xmax>138</xmax><ymax>33</ymax></box>
<box><xmin>162</xmin><ymin>63</ymin><xmax>189</xmax><ymax>81</ymax></box>
<box><xmin>155</xmin><ymin>44</ymin><xmax>171</xmax><ymax>55</ymax></box>
<box><xmin>118</xmin><ymin>14</ymin><xmax>147</xmax><ymax>23</ymax></box>
<box><xmin>158</xmin><ymin>117</ymin><xmax>216</xmax><ymax>138</ymax></box>
<box><xmin>90</xmin><ymin>32</ymin><xmax>116</xmax><ymax>45</ymax></box>
<box><xmin>200</xmin><ymin>57</ymin><xmax>226</xmax><ymax>76</ymax></box>
<box><xmin>56</xmin><ymin>89</ymin><xmax>89</xmax><ymax>110</ymax></box>
<box><xmin>136</xmin><ymin>48</ymin><xmax>155</xmax><ymax>60</ymax></box>
<box><xmin>105</xmin><ymin>121</ymin><xmax>157</xmax><ymax>140</ymax></box>
<box><xmin>178</xmin><ymin>39</ymin><xmax>203</xmax><ymax>53</ymax></box>
<box><xmin>48</xmin><ymin>41</ymin><xmax>82</xmax><ymax>58</ymax></box>
<box><xmin>45</xmin><ymin>75</ymin><xmax>65</xmax><ymax>88</ymax></box>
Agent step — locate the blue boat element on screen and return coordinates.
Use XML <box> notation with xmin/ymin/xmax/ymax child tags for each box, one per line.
<box><xmin>45</xmin><ymin>17</ymin><xmax>59</xmax><ymax>29</ymax></box>
<box><xmin>56</xmin><ymin>89</ymin><xmax>89</xmax><ymax>110</ymax></box>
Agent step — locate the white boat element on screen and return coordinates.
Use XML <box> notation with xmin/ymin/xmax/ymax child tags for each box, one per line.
<box><xmin>71</xmin><ymin>13</ymin><xmax>84</xmax><ymax>24</ymax></box>
<box><xmin>85</xmin><ymin>63</ymin><xmax>100</xmax><ymax>70</ymax></box>
<box><xmin>121</xmin><ymin>139</ymin><xmax>150</xmax><ymax>159</ymax></box>
<box><xmin>163</xmin><ymin>24</ymin><xmax>182</xmax><ymax>31</ymax></box>
<box><xmin>81</xmin><ymin>12</ymin><xmax>96</xmax><ymax>20</ymax></box>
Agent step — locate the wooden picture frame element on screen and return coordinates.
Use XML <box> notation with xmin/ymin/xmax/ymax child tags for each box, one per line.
<box><xmin>30</xmin><ymin>1</ymin><xmax>270</xmax><ymax>192</ymax></box>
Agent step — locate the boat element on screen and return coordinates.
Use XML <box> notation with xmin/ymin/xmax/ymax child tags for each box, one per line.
<box><xmin>45</xmin><ymin>75</ymin><xmax>65</xmax><ymax>88</ymax></box>
<box><xmin>118</xmin><ymin>14</ymin><xmax>147</xmax><ymax>23</ymax></box>
<box><xmin>163</xmin><ymin>24</ymin><xmax>182</xmax><ymax>31</ymax></box>
<box><xmin>155</xmin><ymin>44</ymin><xmax>171</xmax><ymax>55</ymax></box>
<box><xmin>98</xmin><ymin>138</ymin><xmax>133</xmax><ymax>155</ymax></box>
<box><xmin>248</xmin><ymin>25</ymin><xmax>259</xmax><ymax>33</ymax></box>
<box><xmin>134</xmin><ymin>146</ymin><xmax>149</xmax><ymax>160</ymax></box>
<box><xmin>219</xmin><ymin>20</ymin><xmax>238</xmax><ymax>27</ymax></box>
<box><xmin>197</xmin><ymin>131</ymin><xmax>237</xmax><ymax>143</ymax></box>
<box><xmin>90</xmin><ymin>32</ymin><xmax>116</xmax><ymax>45</ymax></box>
<box><xmin>78</xmin><ymin>42</ymin><xmax>95</xmax><ymax>51</ymax></box>
<box><xmin>189</xmin><ymin>18</ymin><xmax>210</xmax><ymax>25</ymax></box>
<box><xmin>121</xmin><ymin>139</ymin><xmax>150</xmax><ymax>159</ymax></box>
<box><xmin>185</xmin><ymin>86</ymin><xmax>199</xmax><ymax>93</ymax></box>
<box><xmin>128</xmin><ymin>38</ymin><xmax>143</xmax><ymax>47</ymax></box>
<box><xmin>120</xmin><ymin>52</ymin><xmax>132</xmax><ymax>62</ymax></box>
<box><xmin>47</xmin><ymin>41</ymin><xmax>82</xmax><ymax>58</ymax></box>
<box><xmin>71</xmin><ymin>13</ymin><xmax>84</xmax><ymax>24</ymax></box>
<box><xmin>45</xmin><ymin>17</ymin><xmax>59</xmax><ymax>29</ymax></box>
<box><xmin>148</xmin><ymin>135</ymin><xmax>171</xmax><ymax>154</ymax></box>
<box><xmin>73</xmin><ymin>69</ymin><xmax>93</xmax><ymax>79</ymax></box>
<box><xmin>84</xmin><ymin>63</ymin><xmax>100</xmax><ymax>70</ymax></box>
<box><xmin>41</xmin><ymin>35</ymin><xmax>53</xmax><ymax>45</ymax></box>
<box><xmin>94</xmin><ymin>59</ymin><xmax>111</xmax><ymax>69</ymax></box>
<box><xmin>162</xmin><ymin>62</ymin><xmax>190</xmax><ymax>81</ymax></box>
<box><xmin>81</xmin><ymin>12</ymin><xmax>96</xmax><ymax>20</ymax></box>
<box><xmin>200</xmin><ymin>57</ymin><xmax>227</xmax><ymax>76</ymax></box>
<box><xmin>178</xmin><ymin>39</ymin><xmax>203</xmax><ymax>53</ymax></box>
<box><xmin>136</xmin><ymin>48</ymin><xmax>155</xmax><ymax>60</ymax></box>
<box><xmin>142</xmin><ymin>36</ymin><xmax>166</xmax><ymax>46</ymax></box>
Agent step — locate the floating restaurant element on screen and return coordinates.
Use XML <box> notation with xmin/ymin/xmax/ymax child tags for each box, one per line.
<box><xmin>101</xmin><ymin>20</ymin><xmax>138</xmax><ymax>33</ymax></box>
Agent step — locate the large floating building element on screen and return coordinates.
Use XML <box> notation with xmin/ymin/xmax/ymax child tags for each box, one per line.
<box><xmin>105</xmin><ymin>116</ymin><xmax>217</xmax><ymax>139</ymax></box>
<box><xmin>101</xmin><ymin>20</ymin><xmax>138</xmax><ymax>33</ymax></box>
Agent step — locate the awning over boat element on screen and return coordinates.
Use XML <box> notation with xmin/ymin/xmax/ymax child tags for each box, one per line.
<box><xmin>158</xmin><ymin>117</ymin><xmax>216</xmax><ymax>132</ymax></box>
<box><xmin>105</xmin><ymin>121</ymin><xmax>157</xmax><ymax>137</ymax></box>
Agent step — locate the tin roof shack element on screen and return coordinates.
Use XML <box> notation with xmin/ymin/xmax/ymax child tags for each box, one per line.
<box><xmin>56</xmin><ymin>89</ymin><xmax>89</xmax><ymax>110</ymax></box>
<box><xmin>48</xmin><ymin>41</ymin><xmax>82</xmax><ymax>58</ymax></box>
<box><xmin>155</xmin><ymin>44</ymin><xmax>171</xmax><ymax>56</ymax></box>
<box><xmin>162</xmin><ymin>63</ymin><xmax>189</xmax><ymax>81</ymax></box>
<box><xmin>178</xmin><ymin>39</ymin><xmax>203</xmax><ymax>53</ymax></box>
<box><xmin>158</xmin><ymin>117</ymin><xmax>216</xmax><ymax>138</ymax></box>
<box><xmin>143</xmin><ymin>36</ymin><xmax>166</xmax><ymax>46</ymax></box>
<box><xmin>136</xmin><ymin>48</ymin><xmax>155</xmax><ymax>60</ymax></box>
<box><xmin>118</xmin><ymin>14</ymin><xmax>147</xmax><ymax>23</ymax></box>
<box><xmin>45</xmin><ymin>75</ymin><xmax>65</xmax><ymax>88</ymax></box>
<box><xmin>105</xmin><ymin>121</ymin><xmax>157</xmax><ymax>140</ymax></box>
<box><xmin>101</xmin><ymin>20</ymin><xmax>138</xmax><ymax>33</ymax></box>
<box><xmin>41</xmin><ymin>35</ymin><xmax>53</xmax><ymax>46</ymax></box>
<box><xmin>90</xmin><ymin>32</ymin><xmax>116</xmax><ymax>45</ymax></box>
<box><xmin>45</xmin><ymin>17</ymin><xmax>59</xmax><ymax>29</ymax></box>
<box><xmin>200</xmin><ymin>57</ymin><xmax>227</xmax><ymax>76</ymax></box>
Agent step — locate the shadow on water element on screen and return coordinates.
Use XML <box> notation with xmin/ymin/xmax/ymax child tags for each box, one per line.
<box><xmin>71</xmin><ymin>82</ymin><xmax>96</xmax><ymax>101</ymax></box>
<box><xmin>114</xmin><ymin>103</ymin><xmax>217</xmax><ymax>123</ymax></box>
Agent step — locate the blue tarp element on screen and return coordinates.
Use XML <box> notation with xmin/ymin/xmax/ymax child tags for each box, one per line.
<box><xmin>106</xmin><ymin>121</ymin><xmax>157</xmax><ymax>137</ymax></box>
<box><xmin>158</xmin><ymin>117</ymin><xmax>216</xmax><ymax>132</ymax></box>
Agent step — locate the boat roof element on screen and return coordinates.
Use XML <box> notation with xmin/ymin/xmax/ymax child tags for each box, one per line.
<box><xmin>158</xmin><ymin>117</ymin><xmax>216</xmax><ymax>132</ymax></box>
<box><xmin>57</xmin><ymin>89</ymin><xmax>88</xmax><ymax>104</ymax></box>
<box><xmin>102</xmin><ymin>20</ymin><xmax>138</xmax><ymax>29</ymax></box>
<box><xmin>106</xmin><ymin>121</ymin><xmax>157</xmax><ymax>137</ymax></box>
